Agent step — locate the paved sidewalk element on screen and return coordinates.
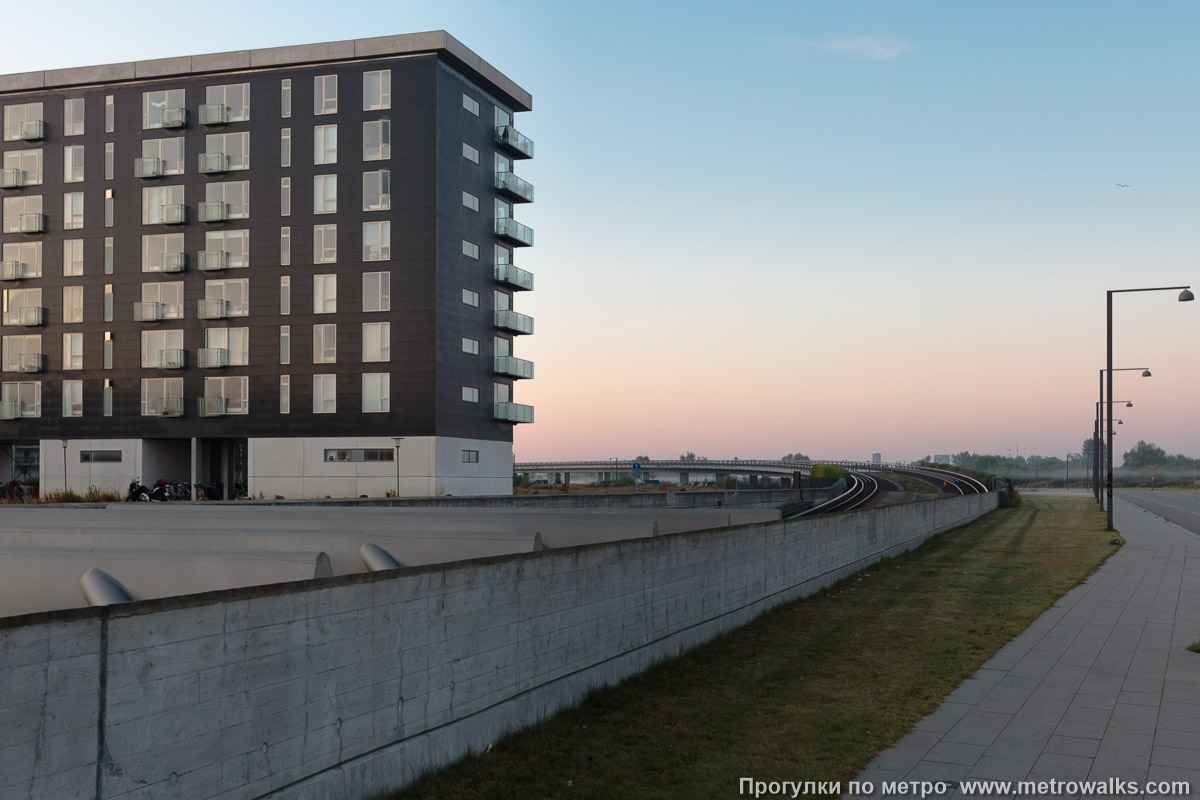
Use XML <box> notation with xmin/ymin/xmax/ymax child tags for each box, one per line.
<box><xmin>852</xmin><ymin>495</ymin><xmax>1200</xmax><ymax>798</ymax></box>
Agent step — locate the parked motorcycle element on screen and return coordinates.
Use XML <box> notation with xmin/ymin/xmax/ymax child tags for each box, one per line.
<box><xmin>126</xmin><ymin>478</ymin><xmax>151</xmax><ymax>502</ymax></box>
<box><xmin>150</xmin><ymin>478</ymin><xmax>177</xmax><ymax>502</ymax></box>
<box><xmin>4</xmin><ymin>480</ymin><xmax>27</xmax><ymax>501</ymax></box>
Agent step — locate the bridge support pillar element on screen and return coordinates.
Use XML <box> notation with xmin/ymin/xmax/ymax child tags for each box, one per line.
<box><xmin>564</xmin><ymin>472</ymin><xmax>571</xmax><ymax>485</ymax></box>
<box><xmin>748</xmin><ymin>474</ymin><xmax>759</xmax><ymax>488</ymax></box>
<box><xmin>680</xmin><ymin>471</ymin><xmax>689</xmax><ymax>485</ymax></box>
<box><xmin>781</xmin><ymin>477</ymin><xmax>791</xmax><ymax>489</ymax></box>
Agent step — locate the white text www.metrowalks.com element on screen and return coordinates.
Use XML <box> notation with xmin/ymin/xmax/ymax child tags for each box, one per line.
<box><xmin>739</xmin><ymin>777</ymin><xmax>1193</xmax><ymax>798</ymax></box>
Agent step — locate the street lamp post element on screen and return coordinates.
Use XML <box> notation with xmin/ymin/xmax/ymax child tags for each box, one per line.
<box><xmin>1106</xmin><ymin>287</ymin><xmax>1192</xmax><ymax>530</ymax></box>
<box><xmin>391</xmin><ymin>437</ymin><xmax>404</xmax><ymax>498</ymax></box>
<box><xmin>1095</xmin><ymin>395</ymin><xmax>1135</xmax><ymax>509</ymax></box>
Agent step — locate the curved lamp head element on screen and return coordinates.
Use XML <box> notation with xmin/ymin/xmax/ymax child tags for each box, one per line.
<box><xmin>1126</xmin><ymin>401</ymin><xmax>1133</xmax><ymax>407</ymax></box>
<box><xmin>1142</xmin><ymin>369</ymin><xmax>1152</xmax><ymax>377</ymax></box>
<box><xmin>1180</xmin><ymin>289</ymin><xmax>1195</xmax><ymax>302</ymax></box>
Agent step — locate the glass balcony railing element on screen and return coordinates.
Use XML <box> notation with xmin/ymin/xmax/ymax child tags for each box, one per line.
<box><xmin>494</xmin><ymin>309</ymin><xmax>534</xmax><ymax>335</ymax></box>
<box><xmin>18</xmin><ymin>213</ymin><xmax>45</xmax><ymax>233</ymax></box>
<box><xmin>159</xmin><ymin>204</ymin><xmax>186</xmax><ymax>224</ymax></box>
<box><xmin>0</xmin><ymin>400</ymin><xmax>21</xmax><ymax>419</ymax></box>
<box><xmin>494</xmin><ymin>126</ymin><xmax>534</xmax><ymax>158</ymax></box>
<box><xmin>494</xmin><ymin>356</ymin><xmax>534</xmax><ymax>379</ymax></box>
<box><xmin>1</xmin><ymin>168</ymin><xmax>24</xmax><ymax>188</ymax></box>
<box><xmin>199</xmin><ymin>104</ymin><xmax>229</xmax><ymax>125</ymax></box>
<box><xmin>17</xmin><ymin>120</ymin><xmax>45</xmax><ymax>140</ymax></box>
<box><xmin>134</xmin><ymin>302</ymin><xmax>163</xmax><ymax>322</ymax></box>
<box><xmin>161</xmin><ymin>108</ymin><xmax>187</xmax><ymax>128</ymax></box>
<box><xmin>198</xmin><ymin>396</ymin><xmax>227</xmax><ymax>417</ymax></box>
<box><xmin>197</xmin><ymin>299</ymin><xmax>229</xmax><ymax>319</ymax></box>
<box><xmin>159</xmin><ymin>397</ymin><xmax>185</xmax><ymax>417</ymax></box>
<box><xmin>197</xmin><ymin>348</ymin><xmax>229</xmax><ymax>368</ymax></box>
<box><xmin>494</xmin><ymin>402</ymin><xmax>534</xmax><ymax>423</ymax></box>
<box><xmin>494</xmin><ymin>263</ymin><xmax>534</xmax><ymax>291</ymax></box>
<box><xmin>17</xmin><ymin>353</ymin><xmax>44</xmax><ymax>373</ymax></box>
<box><xmin>158</xmin><ymin>349</ymin><xmax>186</xmax><ymax>369</ymax></box>
<box><xmin>17</xmin><ymin>307</ymin><xmax>45</xmax><ymax>326</ymax></box>
<box><xmin>134</xmin><ymin>157</ymin><xmax>163</xmax><ymax>178</ymax></box>
<box><xmin>1</xmin><ymin>261</ymin><xmax>31</xmax><ymax>281</ymax></box>
<box><xmin>495</xmin><ymin>171</ymin><xmax>534</xmax><ymax>203</ymax></box>
<box><xmin>198</xmin><ymin>250</ymin><xmax>228</xmax><ymax>271</ymax></box>
<box><xmin>198</xmin><ymin>201</ymin><xmax>228</xmax><ymax>222</ymax></box>
<box><xmin>495</xmin><ymin>217</ymin><xmax>534</xmax><ymax>247</ymax></box>
<box><xmin>198</xmin><ymin>152</ymin><xmax>229</xmax><ymax>173</ymax></box>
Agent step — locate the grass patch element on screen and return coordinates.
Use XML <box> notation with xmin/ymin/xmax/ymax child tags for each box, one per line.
<box><xmin>880</xmin><ymin>472</ymin><xmax>939</xmax><ymax>494</ymax></box>
<box><xmin>1188</xmin><ymin>642</ymin><xmax>1200</xmax><ymax>654</ymax></box>
<box><xmin>388</xmin><ymin>494</ymin><xmax>1115</xmax><ymax>800</ymax></box>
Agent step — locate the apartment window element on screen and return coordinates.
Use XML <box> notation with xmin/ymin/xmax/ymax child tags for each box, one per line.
<box><xmin>494</xmin><ymin>382</ymin><xmax>511</xmax><ymax>403</ymax></box>
<box><xmin>102</xmin><ymin>380</ymin><xmax>112</xmax><ymax>416</ymax></box>
<box><xmin>141</xmin><ymin>233</ymin><xmax>184</xmax><ymax>272</ymax></box>
<box><xmin>314</xmin><ymin>75</ymin><xmax>337</xmax><ymax>115</ymax></box>
<box><xmin>142</xmin><ymin>90</ymin><xmax>184</xmax><ymax>130</ymax></box>
<box><xmin>494</xmin><ymin>335</ymin><xmax>510</xmax><ymax>357</ymax></box>
<box><xmin>280</xmin><ymin>227</ymin><xmax>291</xmax><ymax>266</ymax></box>
<box><xmin>140</xmin><ymin>329</ymin><xmax>182</xmax><ymax>368</ymax></box>
<box><xmin>105</xmin><ymin>96</ymin><xmax>114</xmax><ymax>133</ymax></box>
<box><xmin>280</xmin><ymin>177</ymin><xmax>291</xmax><ymax>216</ymax></box>
<box><xmin>462</xmin><ymin>288</ymin><xmax>479</xmax><ymax>307</ymax></box>
<box><xmin>496</xmin><ymin>198</ymin><xmax>512</xmax><ymax>220</ymax></box>
<box><xmin>313</xmin><ymin>324</ymin><xmax>336</xmax><ymax>363</ymax></box>
<box><xmin>363</xmin><ymin>221</ymin><xmax>390</xmax><ymax>261</ymax></box>
<box><xmin>2</xmin><ymin>288</ymin><xmax>41</xmax><ymax>326</ymax></box>
<box><xmin>62</xmin><ymin>380</ymin><xmax>83</xmax><ymax>417</ymax></box>
<box><xmin>462</xmin><ymin>94</ymin><xmax>480</xmax><ymax>116</ymax></box>
<box><xmin>362</xmin><ymin>321</ymin><xmax>390</xmax><ymax>362</ymax></box>
<box><xmin>104</xmin><ymin>143</ymin><xmax>114</xmax><ymax>180</ymax></box>
<box><xmin>279</xmin><ymin>325</ymin><xmax>290</xmax><ymax>365</ymax></box>
<box><xmin>280</xmin><ymin>276</ymin><xmax>290</xmax><ymax>315</ymax></box>
<box><xmin>364</xmin><ymin>70</ymin><xmax>391</xmax><ymax>110</ymax></box>
<box><xmin>1</xmin><ymin>335</ymin><xmax>40</xmax><ymax>372</ymax></box>
<box><xmin>325</xmin><ymin>448</ymin><xmax>393</xmax><ymax>462</ymax></box>
<box><xmin>104</xmin><ymin>237</ymin><xmax>113</xmax><ymax>274</ymax></box>
<box><xmin>313</xmin><ymin>274</ymin><xmax>337</xmax><ymax>314</ymax></box>
<box><xmin>462</xmin><ymin>143</ymin><xmax>480</xmax><ymax>164</ymax></box>
<box><xmin>205</xmin><ymin>230</ymin><xmax>250</xmax><ymax>268</ymax></box>
<box><xmin>280</xmin><ymin>79</ymin><xmax>292</xmax><ymax>118</ymax></box>
<box><xmin>63</xmin><ymin>193</ymin><xmax>84</xmax><ymax>230</ymax></box>
<box><xmin>80</xmin><ymin>450</ymin><xmax>121</xmax><ymax>463</ymax></box>
<box><xmin>140</xmin><ymin>377</ymin><xmax>183</xmax><ymax>415</ymax></box>
<box><xmin>104</xmin><ymin>287</ymin><xmax>113</xmax><ymax>323</ymax></box>
<box><xmin>61</xmin><ymin>240</ymin><xmax>83</xmax><ymax>277</ymax></box>
<box><xmin>206</xmin><ymin>181</ymin><xmax>249</xmax><ymax>219</ymax></box>
<box><xmin>462</xmin><ymin>449</ymin><xmax>479</xmax><ymax>463</ymax></box>
<box><xmin>494</xmin><ymin>289</ymin><xmax>510</xmax><ymax>311</ymax></box>
<box><xmin>313</xmin><ymin>174</ymin><xmax>337</xmax><ymax>214</ymax></box>
<box><xmin>63</xmin><ymin>145</ymin><xmax>84</xmax><ymax>182</ymax></box>
<box><xmin>362</xmin><ymin>373</ymin><xmax>389</xmax><ymax>413</ymax></box>
<box><xmin>280</xmin><ymin>375</ymin><xmax>290</xmax><ymax>414</ymax></box>
<box><xmin>3</xmin><ymin>103</ymin><xmax>43</xmax><ymax>142</ymax></box>
<box><xmin>314</xmin><ymin>124</ymin><xmax>337</xmax><ymax>165</ymax></box>
<box><xmin>462</xmin><ymin>191</ymin><xmax>479</xmax><ymax>212</ymax></box>
<box><xmin>280</xmin><ymin>128</ymin><xmax>291</xmax><ymax>167</ymax></box>
<box><xmin>205</xmin><ymin>132</ymin><xmax>249</xmax><ymax>170</ymax></box>
<box><xmin>462</xmin><ymin>337</ymin><xmax>479</xmax><ymax>355</ymax></box>
<box><xmin>142</xmin><ymin>185</ymin><xmax>184</xmax><ymax>225</ymax></box>
<box><xmin>64</xmin><ymin>99</ymin><xmax>84</xmax><ymax>136</ymax></box>
<box><xmin>104</xmin><ymin>190</ymin><xmax>114</xmax><ymax>228</ymax></box>
<box><xmin>63</xmin><ymin>286</ymin><xmax>83</xmax><ymax>323</ymax></box>
<box><xmin>363</xmin><ymin>169</ymin><xmax>390</xmax><ymax>210</ymax></box>
<box><xmin>313</xmin><ymin>225</ymin><xmax>337</xmax><ymax>263</ymax></box>
<box><xmin>143</xmin><ymin>137</ymin><xmax>185</xmax><ymax>174</ymax></box>
<box><xmin>3</xmin><ymin>149</ymin><xmax>42</xmax><ymax>185</ymax></box>
<box><xmin>204</xmin><ymin>376</ymin><xmax>248</xmax><ymax>414</ymax></box>
<box><xmin>363</xmin><ymin>272</ymin><xmax>390</xmax><ymax>312</ymax></box>
<box><xmin>313</xmin><ymin>374</ymin><xmax>336</xmax><ymax>413</ymax></box>
<box><xmin>496</xmin><ymin>107</ymin><xmax>512</xmax><ymax>127</ymax></box>
<box><xmin>103</xmin><ymin>332</ymin><xmax>113</xmax><ymax>369</ymax></box>
<box><xmin>141</xmin><ymin>282</ymin><xmax>184</xmax><ymax>319</ymax></box>
<box><xmin>462</xmin><ymin>386</ymin><xmax>479</xmax><ymax>403</ymax></box>
<box><xmin>3</xmin><ymin>195</ymin><xmax>41</xmax><ymax>233</ymax></box>
<box><xmin>206</xmin><ymin>83</ymin><xmax>250</xmax><ymax>122</ymax></box>
<box><xmin>363</xmin><ymin>120</ymin><xmax>390</xmax><ymax>160</ymax></box>
<box><xmin>62</xmin><ymin>333</ymin><xmax>83</xmax><ymax>370</ymax></box>
<box><xmin>205</xmin><ymin>327</ymin><xmax>249</xmax><ymax>365</ymax></box>
<box><xmin>205</xmin><ymin>279</ymin><xmax>249</xmax><ymax>316</ymax></box>
<box><xmin>462</xmin><ymin>240</ymin><xmax>479</xmax><ymax>259</ymax></box>
<box><xmin>2</xmin><ymin>242</ymin><xmax>41</xmax><ymax>278</ymax></box>
<box><xmin>1</xmin><ymin>381</ymin><xmax>40</xmax><ymax>417</ymax></box>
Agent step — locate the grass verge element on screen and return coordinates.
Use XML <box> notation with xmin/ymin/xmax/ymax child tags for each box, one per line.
<box><xmin>388</xmin><ymin>494</ymin><xmax>1116</xmax><ymax>800</ymax></box>
<box><xmin>1188</xmin><ymin>642</ymin><xmax>1200</xmax><ymax>654</ymax></box>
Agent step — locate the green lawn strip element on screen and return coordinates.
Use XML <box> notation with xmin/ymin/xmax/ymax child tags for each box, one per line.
<box><xmin>879</xmin><ymin>473</ymin><xmax>939</xmax><ymax>494</ymax></box>
<box><xmin>388</xmin><ymin>495</ymin><xmax>1115</xmax><ymax>800</ymax></box>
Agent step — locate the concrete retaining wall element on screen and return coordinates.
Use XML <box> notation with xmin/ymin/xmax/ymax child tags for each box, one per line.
<box><xmin>0</xmin><ymin>492</ymin><xmax>998</xmax><ymax>800</ymax></box>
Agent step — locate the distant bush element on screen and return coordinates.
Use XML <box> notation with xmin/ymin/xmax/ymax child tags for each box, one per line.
<box><xmin>614</xmin><ymin>475</ymin><xmax>635</xmax><ymax>487</ymax></box>
<box><xmin>810</xmin><ymin>464</ymin><xmax>852</xmax><ymax>482</ymax></box>
<box><xmin>83</xmin><ymin>486</ymin><xmax>121</xmax><ymax>503</ymax></box>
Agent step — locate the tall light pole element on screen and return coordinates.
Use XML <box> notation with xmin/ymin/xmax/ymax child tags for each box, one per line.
<box><xmin>1106</xmin><ymin>286</ymin><xmax>1192</xmax><ymax>530</ymax></box>
<box><xmin>391</xmin><ymin>437</ymin><xmax>404</xmax><ymax>498</ymax></box>
<box><xmin>1095</xmin><ymin>394</ymin><xmax>1136</xmax><ymax>509</ymax></box>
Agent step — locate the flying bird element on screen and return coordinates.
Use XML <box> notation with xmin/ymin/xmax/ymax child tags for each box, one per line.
<box><xmin>1116</xmin><ymin>183</ymin><xmax>1130</xmax><ymax>188</ymax></box>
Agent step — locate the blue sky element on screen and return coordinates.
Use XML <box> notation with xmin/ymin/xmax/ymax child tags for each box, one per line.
<box><xmin>5</xmin><ymin>1</ymin><xmax>1199</xmax><ymax>463</ymax></box>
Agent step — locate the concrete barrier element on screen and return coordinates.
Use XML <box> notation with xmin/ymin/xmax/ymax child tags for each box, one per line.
<box><xmin>0</xmin><ymin>492</ymin><xmax>998</xmax><ymax>800</ymax></box>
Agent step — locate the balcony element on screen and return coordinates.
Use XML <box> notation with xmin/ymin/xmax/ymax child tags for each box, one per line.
<box><xmin>18</xmin><ymin>213</ymin><xmax>45</xmax><ymax>233</ymax></box>
<box><xmin>198</xmin><ymin>201</ymin><xmax>228</xmax><ymax>222</ymax></box>
<box><xmin>17</xmin><ymin>120</ymin><xmax>45</xmax><ymax>141</ymax></box>
<box><xmin>495</xmin><ymin>217</ymin><xmax>534</xmax><ymax>247</ymax></box>
<box><xmin>1</xmin><ymin>168</ymin><xmax>24</xmax><ymax>188</ymax></box>
<box><xmin>0</xmin><ymin>401</ymin><xmax>21</xmax><ymax>420</ymax></box>
<box><xmin>150</xmin><ymin>252</ymin><xmax>186</xmax><ymax>273</ymax></box>
<box><xmin>17</xmin><ymin>307</ymin><xmax>45</xmax><ymax>326</ymax></box>
<box><xmin>159</xmin><ymin>397</ymin><xmax>185</xmax><ymax>417</ymax></box>
<box><xmin>494</xmin><ymin>263</ymin><xmax>534</xmax><ymax>291</ymax></box>
<box><xmin>495</xmin><ymin>171</ymin><xmax>534</xmax><ymax>203</ymax></box>
<box><xmin>198</xmin><ymin>250</ymin><xmax>228</xmax><ymax>271</ymax></box>
<box><xmin>494</xmin><ymin>309</ymin><xmax>534</xmax><ymax>335</ymax></box>
<box><xmin>199</xmin><ymin>104</ymin><xmax>229</xmax><ymax>125</ymax></box>
<box><xmin>198</xmin><ymin>396</ymin><xmax>227</xmax><ymax>417</ymax></box>
<box><xmin>161</xmin><ymin>108</ymin><xmax>186</xmax><ymax>128</ymax></box>
<box><xmin>494</xmin><ymin>356</ymin><xmax>534</xmax><ymax>379</ymax></box>
<box><xmin>494</xmin><ymin>402</ymin><xmax>534</xmax><ymax>424</ymax></box>
<box><xmin>158</xmin><ymin>349</ymin><xmax>186</xmax><ymax>369</ymax></box>
<box><xmin>159</xmin><ymin>204</ymin><xmax>186</xmax><ymax>224</ymax></box>
<box><xmin>133</xmin><ymin>302</ymin><xmax>163</xmax><ymax>322</ymax></box>
<box><xmin>134</xmin><ymin>158</ymin><xmax>163</xmax><ymax>178</ymax></box>
<box><xmin>494</xmin><ymin>126</ymin><xmax>534</xmax><ymax>159</ymax></box>
<box><xmin>197</xmin><ymin>348</ymin><xmax>229</xmax><ymax>368</ymax></box>
<box><xmin>197</xmin><ymin>299</ymin><xmax>229</xmax><ymax>319</ymax></box>
<box><xmin>16</xmin><ymin>353</ymin><xmax>45</xmax><ymax>373</ymax></box>
<box><xmin>1</xmin><ymin>261</ymin><xmax>32</xmax><ymax>281</ymax></box>
<box><xmin>198</xmin><ymin>153</ymin><xmax>229</xmax><ymax>174</ymax></box>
